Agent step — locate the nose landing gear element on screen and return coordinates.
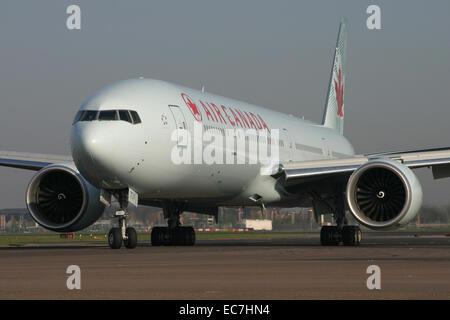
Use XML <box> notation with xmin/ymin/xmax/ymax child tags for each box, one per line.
<box><xmin>108</xmin><ymin>210</ymin><xmax>138</xmax><ymax>249</ymax></box>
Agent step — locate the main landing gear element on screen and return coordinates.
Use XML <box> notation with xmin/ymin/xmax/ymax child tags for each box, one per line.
<box><xmin>151</xmin><ymin>226</ymin><xmax>195</xmax><ymax>246</ymax></box>
<box><xmin>151</xmin><ymin>204</ymin><xmax>195</xmax><ymax>246</ymax></box>
<box><xmin>318</xmin><ymin>191</ymin><xmax>362</xmax><ymax>246</ymax></box>
<box><xmin>320</xmin><ymin>225</ymin><xmax>362</xmax><ymax>246</ymax></box>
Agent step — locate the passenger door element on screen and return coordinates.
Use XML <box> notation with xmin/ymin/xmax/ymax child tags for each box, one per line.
<box><xmin>168</xmin><ymin>105</ymin><xmax>188</xmax><ymax>146</ymax></box>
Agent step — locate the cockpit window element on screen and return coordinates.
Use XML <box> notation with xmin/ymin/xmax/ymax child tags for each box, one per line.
<box><xmin>98</xmin><ymin>110</ymin><xmax>118</xmax><ymax>121</ymax></box>
<box><xmin>72</xmin><ymin>111</ymin><xmax>84</xmax><ymax>124</ymax></box>
<box><xmin>73</xmin><ymin>109</ymin><xmax>142</xmax><ymax>125</ymax></box>
<box><xmin>118</xmin><ymin>110</ymin><xmax>132</xmax><ymax>123</ymax></box>
<box><xmin>130</xmin><ymin>111</ymin><xmax>142</xmax><ymax>124</ymax></box>
<box><xmin>80</xmin><ymin>110</ymin><xmax>98</xmax><ymax>121</ymax></box>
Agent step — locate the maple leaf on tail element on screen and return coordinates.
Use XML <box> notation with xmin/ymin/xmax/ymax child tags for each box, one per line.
<box><xmin>334</xmin><ymin>69</ymin><xmax>344</xmax><ymax>118</ymax></box>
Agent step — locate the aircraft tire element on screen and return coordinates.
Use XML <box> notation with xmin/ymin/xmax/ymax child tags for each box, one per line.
<box><xmin>342</xmin><ymin>226</ymin><xmax>362</xmax><ymax>246</ymax></box>
<box><xmin>124</xmin><ymin>227</ymin><xmax>138</xmax><ymax>249</ymax></box>
<box><xmin>108</xmin><ymin>227</ymin><xmax>122</xmax><ymax>249</ymax></box>
<box><xmin>320</xmin><ymin>226</ymin><xmax>340</xmax><ymax>246</ymax></box>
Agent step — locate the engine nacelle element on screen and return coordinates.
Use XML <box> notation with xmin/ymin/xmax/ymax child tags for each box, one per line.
<box><xmin>346</xmin><ymin>159</ymin><xmax>422</xmax><ymax>230</ymax></box>
<box><xmin>26</xmin><ymin>163</ymin><xmax>105</xmax><ymax>232</ymax></box>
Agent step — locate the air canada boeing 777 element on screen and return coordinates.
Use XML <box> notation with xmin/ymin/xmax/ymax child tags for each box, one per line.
<box><xmin>2</xmin><ymin>19</ymin><xmax>449</xmax><ymax>248</ymax></box>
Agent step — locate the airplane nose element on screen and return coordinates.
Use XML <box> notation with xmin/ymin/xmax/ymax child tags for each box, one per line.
<box><xmin>71</xmin><ymin>124</ymin><xmax>111</xmax><ymax>187</ymax></box>
<box><xmin>73</xmin><ymin>124</ymin><xmax>102</xmax><ymax>160</ymax></box>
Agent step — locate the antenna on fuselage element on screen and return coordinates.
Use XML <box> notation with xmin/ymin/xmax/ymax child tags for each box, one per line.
<box><xmin>201</xmin><ymin>84</ymin><xmax>205</xmax><ymax>93</ymax></box>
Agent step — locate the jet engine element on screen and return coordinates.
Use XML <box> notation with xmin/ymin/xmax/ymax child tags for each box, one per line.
<box><xmin>346</xmin><ymin>159</ymin><xmax>422</xmax><ymax>230</ymax></box>
<box><xmin>26</xmin><ymin>163</ymin><xmax>105</xmax><ymax>232</ymax></box>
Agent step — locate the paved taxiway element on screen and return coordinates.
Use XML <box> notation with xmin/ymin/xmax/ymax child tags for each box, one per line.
<box><xmin>0</xmin><ymin>232</ymin><xmax>449</xmax><ymax>299</ymax></box>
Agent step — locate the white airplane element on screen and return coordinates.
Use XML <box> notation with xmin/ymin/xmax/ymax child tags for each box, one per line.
<box><xmin>1</xmin><ymin>19</ymin><xmax>450</xmax><ymax>248</ymax></box>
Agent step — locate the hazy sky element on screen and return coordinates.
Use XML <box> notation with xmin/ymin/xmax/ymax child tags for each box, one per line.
<box><xmin>1</xmin><ymin>0</ymin><xmax>450</xmax><ymax>208</ymax></box>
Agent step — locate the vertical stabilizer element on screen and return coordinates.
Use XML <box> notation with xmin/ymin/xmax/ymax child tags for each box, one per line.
<box><xmin>322</xmin><ymin>18</ymin><xmax>347</xmax><ymax>135</ymax></box>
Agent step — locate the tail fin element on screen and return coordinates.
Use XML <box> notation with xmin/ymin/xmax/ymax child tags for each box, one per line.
<box><xmin>322</xmin><ymin>18</ymin><xmax>347</xmax><ymax>135</ymax></box>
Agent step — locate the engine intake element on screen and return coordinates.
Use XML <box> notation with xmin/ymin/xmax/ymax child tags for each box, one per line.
<box><xmin>26</xmin><ymin>163</ymin><xmax>105</xmax><ymax>232</ymax></box>
<box><xmin>346</xmin><ymin>159</ymin><xmax>422</xmax><ymax>229</ymax></box>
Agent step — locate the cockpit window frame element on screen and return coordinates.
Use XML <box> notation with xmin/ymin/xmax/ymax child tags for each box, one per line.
<box><xmin>73</xmin><ymin>109</ymin><xmax>142</xmax><ymax>125</ymax></box>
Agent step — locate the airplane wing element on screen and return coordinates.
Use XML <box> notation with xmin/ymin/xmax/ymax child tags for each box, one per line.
<box><xmin>0</xmin><ymin>151</ymin><xmax>72</xmax><ymax>171</ymax></box>
<box><xmin>275</xmin><ymin>147</ymin><xmax>450</xmax><ymax>182</ymax></box>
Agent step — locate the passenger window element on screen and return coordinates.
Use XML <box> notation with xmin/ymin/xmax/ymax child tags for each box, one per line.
<box><xmin>130</xmin><ymin>111</ymin><xmax>142</xmax><ymax>124</ymax></box>
<box><xmin>80</xmin><ymin>110</ymin><xmax>98</xmax><ymax>121</ymax></box>
<box><xmin>99</xmin><ymin>110</ymin><xmax>118</xmax><ymax>121</ymax></box>
<box><xmin>119</xmin><ymin>110</ymin><xmax>132</xmax><ymax>123</ymax></box>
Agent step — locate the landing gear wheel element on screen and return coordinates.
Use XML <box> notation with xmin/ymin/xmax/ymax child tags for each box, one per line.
<box><xmin>168</xmin><ymin>228</ymin><xmax>181</xmax><ymax>246</ymax></box>
<box><xmin>342</xmin><ymin>226</ymin><xmax>362</xmax><ymax>246</ymax></box>
<box><xmin>168</xmin><ymin>227</ymin><xmax>186</xmax><ymax>246</ymax></box>
<box><xmin>151</xmin><ymin>227</ymin><xmax>165</xmax><ymax>246</ymax></box>
<box><xmin>124</xmin><ymin>227</ymin><xmax>138</xmax><ymax>249</ymax></box>
<box><xmin>320</xmin><ymin>226</ymin><xmax>340</xmax><ymax>246</ymax></box>
<box><xmin>173</xmin><ymin>226</ymin><xmax>195</xmax><ymax>246</ymax></box>
<box><xmin>108</xmin><ymin>227</ymin><xmax>122</xmax><ymax>249</ymax></box>
<box><xmin>185</xmin><ymin>226</ymin><xmax>195</xmax><ymax>246</ymax></box>
<box><xmin>151</xmin><ymin>226</ymin><xmax>195</xmax><ymax>246</ymax></box>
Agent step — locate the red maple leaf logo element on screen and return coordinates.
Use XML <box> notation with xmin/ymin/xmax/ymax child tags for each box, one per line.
<box><xmin>334</xmin><ymin>69</ymin><xmax>344</xmax><ymax>118</ymax></box>
<box><xmin>181</xmin><ymin>93</ymin><xmax>202</xmax><ymax>122</ymax></box>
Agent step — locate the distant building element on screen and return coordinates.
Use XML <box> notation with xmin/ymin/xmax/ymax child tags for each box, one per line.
<box><xmin>0</xmin><ymin>214</ymin><xmax>5</xmax><ymax>230</ymax></box>
<box><xmin>244</xmin><ymin>219</ymin><xmax>272</xmax><ymax>231</ymax></box>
